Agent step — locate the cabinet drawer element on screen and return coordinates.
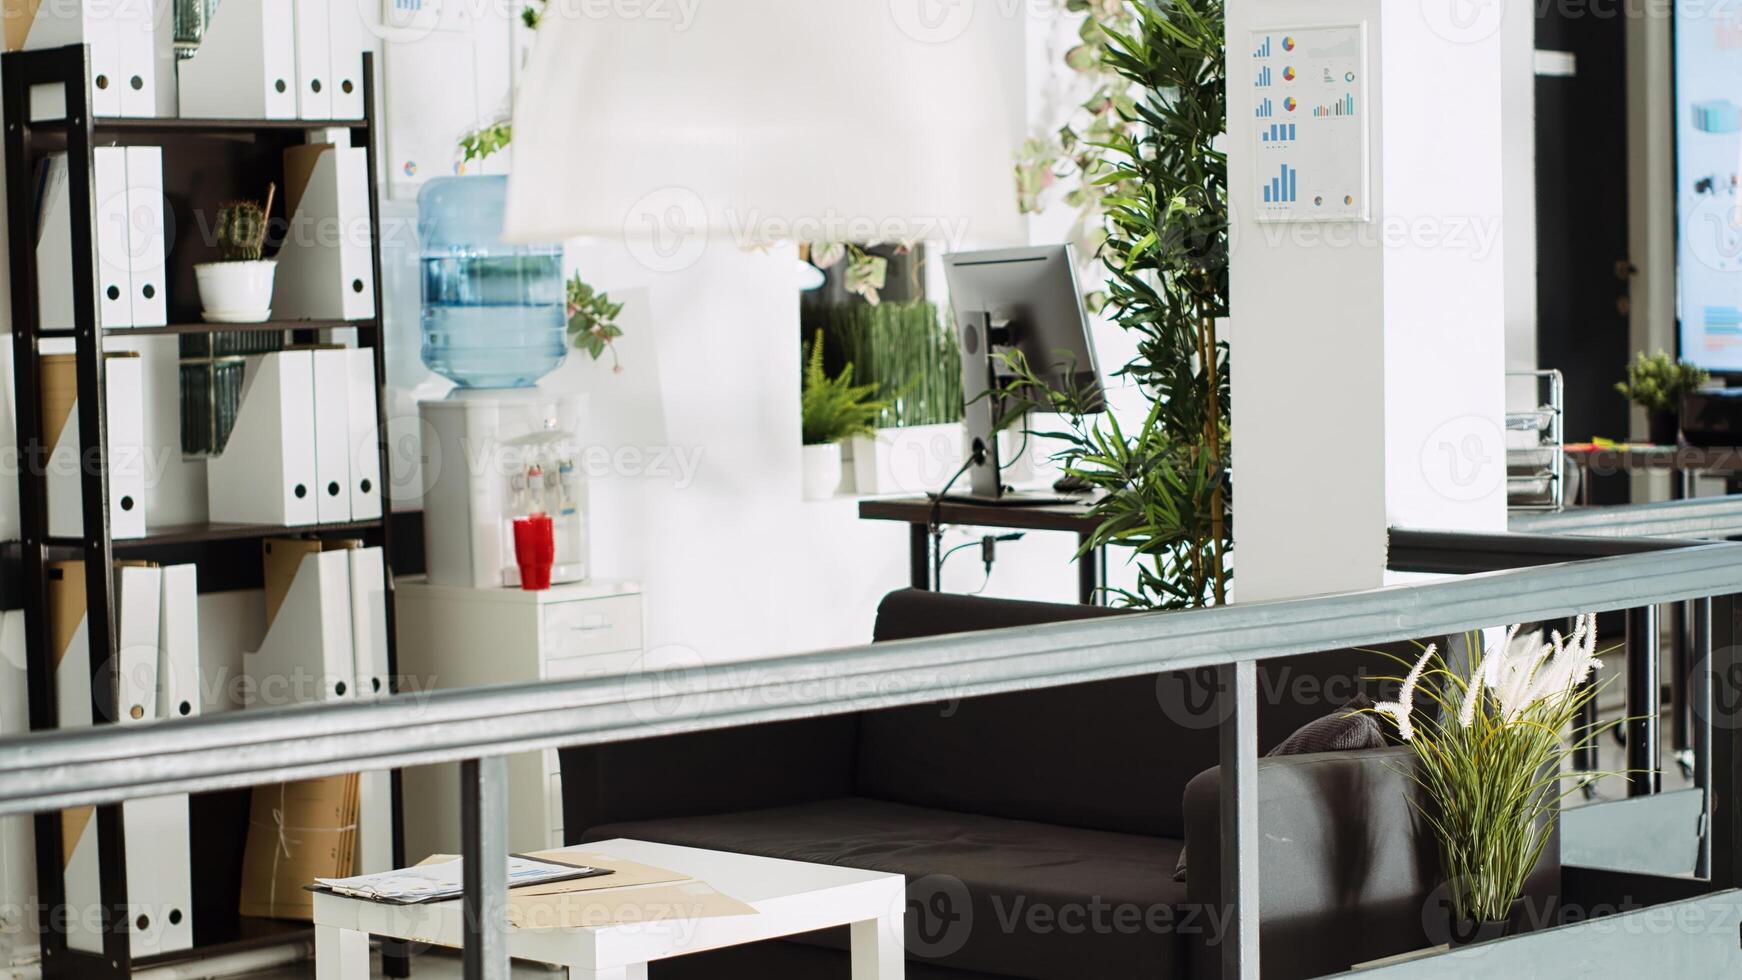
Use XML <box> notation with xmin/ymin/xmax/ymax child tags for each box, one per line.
<box><xmin>542</xmin><ymin>595</ymin><xmax>642</xmax><ymax>661</ymax></box>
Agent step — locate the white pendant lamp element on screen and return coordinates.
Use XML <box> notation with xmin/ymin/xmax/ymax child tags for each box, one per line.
<box><xmin>503</xmin><ymin>1</ymin><xmax>1026</xmax><ymax>252</ymax></box>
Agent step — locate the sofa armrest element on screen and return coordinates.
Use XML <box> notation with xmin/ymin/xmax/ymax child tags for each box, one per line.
<box><xmin>1181</xmin><ymin>747</ymin><xmax>1439</xmax><ymax>979</ymax></box>
<box><xmin>558</xmin><ymin>715</ymin><xmax>860</xmax><ymax>839</ymax></box>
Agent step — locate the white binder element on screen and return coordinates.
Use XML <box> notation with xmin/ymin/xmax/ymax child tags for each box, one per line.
<box><xmin>116</xmin><ymin>0</ymin><xmax>176</xmax><ymax>118</ymax></box>
<box><xmin>44</xmin><ymin>353</ymin><xmax>147</xmax><ymax>541</ymax></box>
<box><xmin>293</xmin><ymin>0</ymin><xmax>333</xmax><ymax>119</ymax></box>
<box><xmin>346</xmin><ymin>347</ymin><xmax>383</xmax><ymax>520</ymax></box>
<box><xmin>158</xmin><ymin>564</ymin><xmax>201</xmax><ymax>720</ymax></box>
<box><xmin>9</xmin><ymin>0</ymin><xmax>123</xmax><ymax>117</ymax></box>
<box><xmin>272</xmin><ymin>145</ymin><xmax>376</xmax><ymax>321</ymax></box>
<box><xmin>49</xmin><ymin>564</ymin><xmax>192</xmax><ymax>958</ymax></box>
<box><xmin>35</xmin><ymin>150</ymin><xmax>128</xmax><ymax>329</ymax></box>
<box><xmin>0</xmin><ymin>613</ymin><xmax>34</xmax><ymax>968</ymax></box>
<box><xmin>207</xmin><ymin>351</ymin><xmax>319</xmax><ymax>527</ymax></box>
<box><xmin>36</xmin><ymin>149</ymin><xmax>162</xmax><ymax>331</ymax></box>
<box><xmin>123</xmin><ymin>146</ymin><xmax>168</xmax><ymax>327</ymax></box>
<box><xmin>113</xmin><ymin>564</ymin><xmax>161</xmax><ymax>726</ymax></box>
<box><xmin>176</xmin><ymin>0</ymin><xmax>297</xmax><ymax>119</ymax></box>
<box><xmin>350</xmin><ymin>545</ymin><xmax>392</xmax><ymax>874</ymax></box>
<box><xmin>327</xmin><ymin>0</ymin><xmax>366</xmax><ymax>119</ymax></box>
<box><xmin>312</xmin><ymin>347</ymin><xmax>352</xmax><ymax>523</ymax></box>
<box><xmin>349</xmin><ymin>547</ymin><xmax>388</xmax><ymax>700</ymax></box>
<box><xmin>246</xmin><ymin>542</ymin><xmax>355</xmax><ymax>704</ymax></box>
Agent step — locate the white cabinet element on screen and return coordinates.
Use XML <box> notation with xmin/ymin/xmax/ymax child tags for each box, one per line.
<box><xmin>395</xmin><ymin>578</ymin><xmax>644</xmax><ymax>861</ymax></box>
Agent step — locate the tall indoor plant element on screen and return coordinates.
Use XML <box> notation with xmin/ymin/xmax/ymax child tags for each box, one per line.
<box><xmin>1374</xmin><ymin>616</ymin><xmax>1615</xmax><ymax>942</ymax></box>
<box><xmin>1006</xmin><ymin>0</ymin><xmax>1230</xmax><ymax>609</ymax></box>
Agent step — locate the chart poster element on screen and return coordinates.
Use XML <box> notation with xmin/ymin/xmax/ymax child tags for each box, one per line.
<box><xmin>1250</xmin><ymin>25</ymin><xmax>1370</xmax><ymax>223</ymax></box>
<box><xmin>1676</xmin><ymin>1</ymin><xmax>1742</xmax><ymax>372</ymax></box>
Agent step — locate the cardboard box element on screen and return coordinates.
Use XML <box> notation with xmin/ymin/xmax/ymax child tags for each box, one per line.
<box><xmin>239</xmin><ymin>775</ymin><xmax>359</xmax><ymax>921</ymax></box>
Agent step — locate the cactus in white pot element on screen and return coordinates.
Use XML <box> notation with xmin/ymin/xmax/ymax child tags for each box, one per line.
<box><xmin>194</xmin><ymin>184</ymin><xmax>277</xmax><ymax>323</ymax></box>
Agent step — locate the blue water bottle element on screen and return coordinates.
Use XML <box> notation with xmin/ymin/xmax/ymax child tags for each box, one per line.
<box><xmin>418</xmin><ymin>176</ymin><xmax>567</xmax><ymax>389</ymax></box>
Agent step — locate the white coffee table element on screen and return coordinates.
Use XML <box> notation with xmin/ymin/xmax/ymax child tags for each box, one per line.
<box><xmin>311</xmin><ymin>838</ymin><xmax>907</xmax><ymax>979</ymax></box>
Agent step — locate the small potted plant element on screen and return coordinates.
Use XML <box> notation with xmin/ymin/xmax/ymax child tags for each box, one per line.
<box><xmin>1373</xmin><ymin>617</ymin><xmax>1616</xmax><ymax>946</ymax></box>
<box><xmin>1616</xmin><ymin>350</ymin><xmax>1708</xmax><ymax>446</ymax></box>
<box><xmin>194</xmin><ymin>185</ymin><xmax>277</xmax><ymax>323</ymax></box>
<box><xmin>801</xmin><ymin>330</ymin><xmax>884</xmax><ymax>499</ymax></box>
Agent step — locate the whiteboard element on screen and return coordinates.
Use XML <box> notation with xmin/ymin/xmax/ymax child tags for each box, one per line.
<box><xmin>1250</xmin><ymin>25</ymin><xmax>1371</xmax><ymax>223</ymax></box>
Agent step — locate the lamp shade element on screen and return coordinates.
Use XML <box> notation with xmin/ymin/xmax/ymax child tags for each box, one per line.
<box><xmin>503</xmin><ymin>1</ymin><xmax>1026</xmax><ymax>252</ymax></box>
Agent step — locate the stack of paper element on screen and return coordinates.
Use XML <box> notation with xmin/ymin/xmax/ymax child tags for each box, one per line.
<box><xmin>316</xmin><ymin>856</ymin><xmax>610</xmax><ymax>905</ymax></box>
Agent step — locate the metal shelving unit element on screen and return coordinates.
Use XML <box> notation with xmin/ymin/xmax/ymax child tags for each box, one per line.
<box><xmin>3</xmin><ymin>44</ymin><xmax>403</xmax><ymax>980</ymax></box>
<box><xmin>1507</xmin><ymin>369</ymin><xmax>1566</xmax><ymax>512</ymax></box>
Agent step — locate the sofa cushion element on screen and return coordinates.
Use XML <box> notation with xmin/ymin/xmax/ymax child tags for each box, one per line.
<box><xmin>1174</xmin><ymin>695</ymin><xmax>1387</xmax><ymax>882</ymax></box>
<box><xmin>585</xmin><ymin>797</ymin><xmax>1190</xmax><ymax>980</ymax></box>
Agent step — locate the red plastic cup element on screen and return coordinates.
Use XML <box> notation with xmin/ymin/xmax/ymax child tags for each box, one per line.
<box><xmin>513</xmin><ymin>514</ymin><xmax>555</xmax><ymax>591</ymax></box>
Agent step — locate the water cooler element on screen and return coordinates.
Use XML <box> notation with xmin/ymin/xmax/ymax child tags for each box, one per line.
<box><xmin>421</xmin><ymin>391</ymin><xmax>588</xmax><ymax>588</ymax></box>
<box><xmin>417</xmin><ymin>175</ymin><xmax>586</xmax><ymax>588</ymax></box>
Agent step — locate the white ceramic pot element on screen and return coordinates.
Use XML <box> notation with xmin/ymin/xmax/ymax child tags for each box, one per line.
<box><xmin>194</xmin><ymin>259</ymin><xmax>277</xmax><ymax>322</ymax></box>
<box><xmin>801</xmin><ymin>441</ymin><xmax>844</xmax><ymax>500</ymax></box>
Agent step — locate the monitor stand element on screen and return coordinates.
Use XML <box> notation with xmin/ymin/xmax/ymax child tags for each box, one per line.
<box><xmin>941</xmin><ymin>311</ymin><xmax>1075</xmax><ymax>507</ymax></box>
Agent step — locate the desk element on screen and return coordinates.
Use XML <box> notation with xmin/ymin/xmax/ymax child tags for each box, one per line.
<box><xmin>1566</xmin><ymin>445</ymin><xmax>1742</xmax><ymax>504</ymax></box>
<box><xmin>858</xmin><ymin>496</ymin><xmax>1106</xmax><ymax>604</ymax></box>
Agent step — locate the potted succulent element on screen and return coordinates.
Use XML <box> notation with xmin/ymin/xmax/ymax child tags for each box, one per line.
<box><xmin>194</xmin><ymin>186</ymin><xmax>277</xmax><ymax>323</ymax></box>
<box><xmin>800</xmin><ymin>330</ymin><xmax>884</xmax><ymax>499</ymax></box>
<box><xmin>1373</xmin><ymin>617</ymin><xmax>1615</xmax><ymax>946</ymax></box>
<box><xmin>1616</xmin><ymin>351</ymin><xmax>1708</xmax><ymax>446</ymax></box>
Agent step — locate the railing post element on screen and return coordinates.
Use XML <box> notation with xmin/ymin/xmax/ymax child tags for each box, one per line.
<box><xmin>1690</xmin><ymin>598</ymin><xmax>1715</xmax><ymax>878</ymax></box>
<box><xmin>1708</xmin><ymin>594</ymin><xmax>1741</xmax><ymax>888</ymax></box>
<box><xmin>1627</xmin><ymin>605</ymin><xmax>1662</xmax><ymax>796</ymax></box>
<box><xmin>1218</xmin><ymin>660</ymin><xmax>1258</xmax><ymax>980</ymax></box>
<box><xmin>460</xmin><ymin>756</ymin><xmax>510</xmax><ymax>980</ymax></box>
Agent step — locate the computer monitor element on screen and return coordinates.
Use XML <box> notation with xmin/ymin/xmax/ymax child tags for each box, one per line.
<box><xmin>943</xmin><ymin>245</ymin><xmax>1105</xmax><ymax>501</ymax></box>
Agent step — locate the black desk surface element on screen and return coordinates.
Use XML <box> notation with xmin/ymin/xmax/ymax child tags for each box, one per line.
<box><xmin>858</xmin><ymin>496</ymin><xmax>1100</xmax><ymax>534</ymax></box>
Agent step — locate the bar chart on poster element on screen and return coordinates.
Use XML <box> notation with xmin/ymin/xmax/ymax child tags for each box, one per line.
<box><xmin>1251</xmin><ymin>26</ymin><xmax>1369</xmax><ymax>222</ymax></box>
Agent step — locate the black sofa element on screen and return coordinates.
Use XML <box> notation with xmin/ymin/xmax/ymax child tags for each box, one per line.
<box><xmin>560</xmin><ymin>590</ymin><xmax>1558</xmax><ymax>979</ymax></box>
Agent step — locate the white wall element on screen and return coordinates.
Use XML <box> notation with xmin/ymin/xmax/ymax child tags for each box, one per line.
<box><xmin>0</xmin><ymin>7</ymin><xmax>1140</xmax><ymax>673</ymax></box>
<box><xmin>1228</xmin><ymin>1</ymin><xmax>1509</xmax><ymax>602</ymax></box>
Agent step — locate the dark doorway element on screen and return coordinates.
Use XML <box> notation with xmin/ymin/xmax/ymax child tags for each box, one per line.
<box><xmin>1536</xmin><ymin>5</ymin><xmax>1633</xmax><ymax>504</ymax></box>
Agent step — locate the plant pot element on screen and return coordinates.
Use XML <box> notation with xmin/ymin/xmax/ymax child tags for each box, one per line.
<box><xmin>1446</xmin><ymin>898</ymin><xmax>1527</xmax><ymax>948</ymax></box>
<box><xmin>802</xmin><ymin>442</ymin><xmax>844</xmax><ymax>500</ymax></box>
<box><xmin>1647</xmin><ymin>410</ymin><xmax>1680</xmax><ymax>448</ymax></box>
<box><xmin>194</xmin><ymin>259</ymin><xmax>277</xmax><ymax>323</ymax></box>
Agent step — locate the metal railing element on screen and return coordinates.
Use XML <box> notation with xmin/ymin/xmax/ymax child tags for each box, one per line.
<box><xmin>3</xmin><ymin>531</ymin><xmax>1742</xmax><ymax>978</ymax></box>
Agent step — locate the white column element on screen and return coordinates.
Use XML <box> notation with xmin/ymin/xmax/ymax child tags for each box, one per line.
<box><xmin>1228</xmin><ymin>1</ymin><xmax>1511</xmax><ymax>602</ymax></box>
